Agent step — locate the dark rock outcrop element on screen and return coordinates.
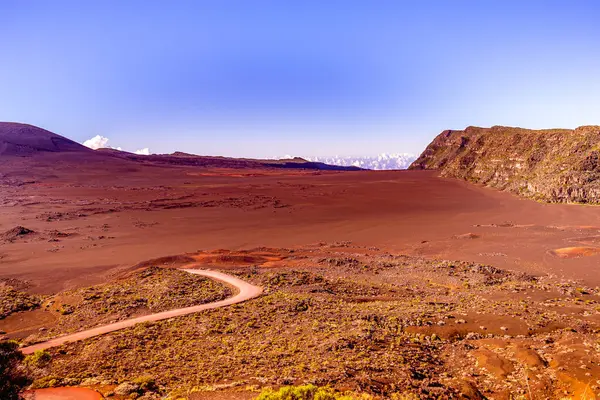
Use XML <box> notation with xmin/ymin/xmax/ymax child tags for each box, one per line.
<box><xmin>1</xmin><ymin>226</ymin><xmax>35</xmax><ymax>242</ymax></box>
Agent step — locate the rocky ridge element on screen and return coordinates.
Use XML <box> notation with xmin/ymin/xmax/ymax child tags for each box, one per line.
<box><xmin>410</xmin><ymin>125</ymin><xmax>600</xmax><ymax>203</ymax></box>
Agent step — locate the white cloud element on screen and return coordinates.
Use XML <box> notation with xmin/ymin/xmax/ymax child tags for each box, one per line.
<box><xmin>82</xmin><ymin>135</ymin><xmax>147</xmax><ymax>154</ymax></box>
<box><xmin>83</xmin><ymin>135</ymin><xmax>110</xmax><ymax>150</ymax></box>
<box><xmin>134</xmin><ymin>148</ymin><xmax>150</xmax><ymax>155</ymax></box>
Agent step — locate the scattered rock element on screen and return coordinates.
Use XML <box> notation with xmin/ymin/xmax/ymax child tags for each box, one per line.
<box><xmin>455</xmin><ymin>233</ymin><xmax>480</xmax><ymax>240</ymax></box>
<box><xmin>114</xmin><ymin>382</ymin><xmax>140</xmax><ymax>396</ymax></box>
<box><xmin>2</xmin><ymin>226</ymin><xmax>34</xmax><ymax>242</ymax></box>
<box><xmin>138</xmin><ymin>393</ymin><xmax>160</xmax><ymax>400</ymax></box>
<box><xmin>81</xmin><ymin>377</ymin><xmax>101</xmax><ymax>386</ymax></box>
<box><xmin>465</xmin><ymin>332</ymin><xmax>481</xmax><ymax>340</ymax></box>
<box><xmin>294</xmin><ymin>300</ymin><xmax>309</xmax><ymax>312</ymax></box>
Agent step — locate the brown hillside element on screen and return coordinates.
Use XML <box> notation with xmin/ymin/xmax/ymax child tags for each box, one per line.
<box><xmin>0</xmin><ymin>122</ymin><xmax>92</xmax><ymax>155</ymax></box>
<box><xmin>410</xmin><ymin>125</ymin><xmax>600</xmax><ymax>203</ymax></box>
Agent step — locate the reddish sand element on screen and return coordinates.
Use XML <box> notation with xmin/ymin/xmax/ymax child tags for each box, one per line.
<box><xmin>5</xmin><ymin>146</ymin><xmax>600</xmax><ymax>400</ymax></box>
<box><xmin>23</xmin><ymin>387</ymin><xmax>102</xmax><ymax>400</ymax></box>
<box><xmin>2</xmin><ymin>150</ymin><xmax>600</xmax><ymax>296</ymax></box>
<box><xmin>550</xmin><ymin>246</ymin><xmax>600</xmax><ymax>258</ymax></box>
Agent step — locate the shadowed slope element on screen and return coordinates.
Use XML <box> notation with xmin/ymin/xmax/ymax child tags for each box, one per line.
<box><xmin>0</xmin><ymin>122</ymin><xmax>92</xmax><ymax>156</ymax></box>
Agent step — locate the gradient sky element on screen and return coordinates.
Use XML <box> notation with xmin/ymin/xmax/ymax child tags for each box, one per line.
<box><xmin>1</xmin><ymin>1</ymin><xmax>600</xmax><ymax>157</ymax></box>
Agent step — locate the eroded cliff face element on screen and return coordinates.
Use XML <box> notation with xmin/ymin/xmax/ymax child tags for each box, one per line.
<box><xmin>410</xmin><ymin>125</ymin><xmax>600</xmax><ymax>203</ymax></box>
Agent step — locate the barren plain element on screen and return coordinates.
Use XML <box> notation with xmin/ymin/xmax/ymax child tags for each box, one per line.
<box><xmin>2</xmin><ymin>126</ymin><xmax>600</xmax><ymax>399</ymax></box>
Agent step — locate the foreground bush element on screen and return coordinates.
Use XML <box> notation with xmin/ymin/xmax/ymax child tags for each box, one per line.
<box><xmin>24</xmin><ymin>350</ymin><xmax>52</xmax><ymax>368</ymax></box>
<box><xmin>255</xmin><ymin>384</ymin><xmax>370</xmax><ymax>400</ymax></box>
<box><xmin>0</xmin><ymin>341</ymin><xmax>30</xmax><ymax>400</ymax></box>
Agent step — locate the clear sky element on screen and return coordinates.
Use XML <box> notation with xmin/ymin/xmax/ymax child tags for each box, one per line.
<box><xmin>1</xmin><ymin>1</ymin><xmax>599</xmax><ymax>157</ymax></box>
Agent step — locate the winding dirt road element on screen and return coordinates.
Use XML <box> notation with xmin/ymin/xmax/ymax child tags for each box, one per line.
<box><xmin>21</xmin><ymin>268</ymin><xmax>263</xmax><ymax>355</ymax></box>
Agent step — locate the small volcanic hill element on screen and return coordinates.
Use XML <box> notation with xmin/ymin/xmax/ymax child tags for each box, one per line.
<box><xmin>410</xmin><ymin>125</ymin><xmax>600</xmax><ymax>203</ymax></box>
<box><xmin>0</xmin><ymin>122</ymin><xmax>92</xmax><ymax>155</ymax></box>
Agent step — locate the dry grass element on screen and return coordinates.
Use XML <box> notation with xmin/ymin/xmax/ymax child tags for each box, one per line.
<box><xmin>0</xmin><ymin>281</ymin><xmax>41</xmax><ymax>319</ymax></box>
<box><xmin>18</xmin><ymin>250</ymin><xmax>600</xmax><ymax>399</ymax></box>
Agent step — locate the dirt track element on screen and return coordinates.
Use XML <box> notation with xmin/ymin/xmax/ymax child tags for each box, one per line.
<box><xmin>20</xmin><ymin>268</ymin><xmax>262</xmax><ymax>354</ymax></box>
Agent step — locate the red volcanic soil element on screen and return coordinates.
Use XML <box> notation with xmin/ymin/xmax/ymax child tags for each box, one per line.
<box><xmin>24</xmin><ymin>387</ymin><xmax>102</xmax><ymax>400</ymax></box>
<box><xmin>2</xmin><ymin>122</ymin><xmax>600</xmax><ymax>293</ymax></box>
<box><xmin>6</xmin><ymin>123</ymin><xmax>600</xmax><ymax>400</ymax></box>
<box><xmin>549</xmin><ymin>246</ymin><xmax>600</xmax><ymax>258</ymax></box>
<box><xmin>2</xmin><ymin>155</ymin><xmax>600</xmax><ymax>293</ymax></box>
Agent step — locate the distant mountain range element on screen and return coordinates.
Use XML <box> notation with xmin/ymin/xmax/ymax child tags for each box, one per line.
<box><xmin>301</xmin><ymin>153</ymin><xmax>417</xmax><ymax>170</ymax></box>
<box><xmin>0</xmin><ymin>122</ymin><xmax>360</xmax><ymax>172</ymax></box>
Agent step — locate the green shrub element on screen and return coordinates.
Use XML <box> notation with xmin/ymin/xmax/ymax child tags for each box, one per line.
<box><xmin>255</xmin><ymin>384</ymin><xmax>369</xmax><ymax>400</ymax></box>
<box><xmin>24</xmin><ymin>350</ymin><xmax>52</xmax><ymax>368</ymax></box>
<box><xmin>30</xmin><ymin>376</ymin><xmax>63</xmax><ymax>389</ymax></box>
<box><xmin>132</xmin><ymin>375</ymin><xmax>158</xmax><ymax>392</ymax></box>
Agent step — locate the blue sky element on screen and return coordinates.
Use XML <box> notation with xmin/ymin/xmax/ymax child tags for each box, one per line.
<box><xmin>1</xmin><ymin>1</ymin><xmax>600</xmax><ymax>157</ymax></box>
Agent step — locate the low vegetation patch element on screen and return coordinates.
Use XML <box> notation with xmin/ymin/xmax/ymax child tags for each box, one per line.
<box><xmin>23</xmin><ymin>249</ymin><xmax>600</xmax><ymax>399</ymax></box>
<box><xmin>255</xmin><ymin>384</ymin><xmax>371</xmax><ymax>400</ymax></box>
<box><xmin>24</xmin><ymin>350</ymin><xmax>52</xmax><ymax>368</ymax></box>
<box><xmin>0</xmin><ymin>281</ymin><xmax>41</xmax><ymax>319</ymax></box>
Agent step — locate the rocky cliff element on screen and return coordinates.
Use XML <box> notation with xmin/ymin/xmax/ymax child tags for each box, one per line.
<box><xmin>409</xmin><ymin>125</ymin><xmax>600</xmax><ymax>203</ymax></box>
